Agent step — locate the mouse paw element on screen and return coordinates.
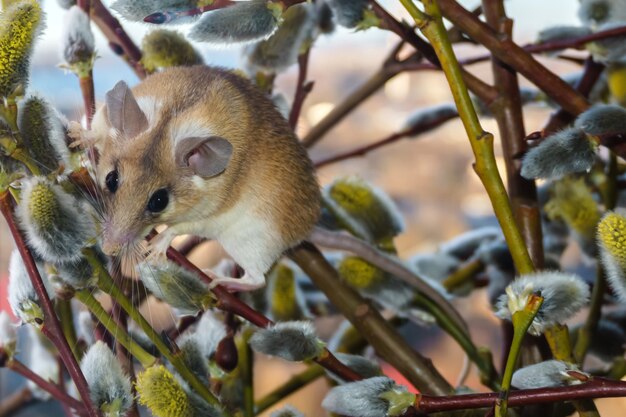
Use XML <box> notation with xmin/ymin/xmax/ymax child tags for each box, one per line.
<box><xmin>206</xmin><ymin>271</ymin><xmax>266</xmax><ymax>292</ymax></box>
<box><xmin>67</xmin><ymin>121</ymin><xmax>98</xmax><ymax>149</ymax></box>
<box><xmin>145</xmin><ymin>232</ymin><xmax>174</xmax><ymax>263</ymax></box>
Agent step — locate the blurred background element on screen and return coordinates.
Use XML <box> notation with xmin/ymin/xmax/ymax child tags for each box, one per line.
<box><xmin>3</xmin><ymin>0</ymin><xmax>625</xmax><ymax>416</ymax></box>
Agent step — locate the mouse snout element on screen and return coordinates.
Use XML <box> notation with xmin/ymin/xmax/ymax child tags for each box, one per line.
<box><xmin>101</xmin><ymin>225</ymin><xmax>138</xmax><ymax>256</ymax></box>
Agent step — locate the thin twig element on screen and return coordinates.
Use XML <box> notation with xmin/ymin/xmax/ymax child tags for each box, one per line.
<box><xmin>417</xmin><ymin>377</ymin><xmax>626</xmax><ymax>413</ymax></box>
<box><xmin>289</xmin><ymin>242</ymin><xmax>453</xmax><ymax>396</ymax></box>
<box><xmin>7</xmin><ymin>359</ymin><xmax>87</xmax><ymax>415</ymax></box>
<box><xmin>482</xmin><ymin>0</ymin><xmax>544</xmax><ymax>268</ymax></box>
<box><xmin>89</xmin><ymin>0</ymin><xmax>146</xmax><ymax>79</ymax></box>
<box><xmin>436</xmin><ymin>0</ymin><xmax>589</xmax><ymax>116</ymax></box>
<box><xmin>289</xmin><ymin>49</ymin><xmax>314</xmax><ymax>130</ymax></box>
<box><xmin>0</xmin><ymin>192</ymin><xmax>100</xmax><ymax>417</ymax></box>
<box><xmin>314</xmin><ymin>109</ymin><xmax>458</xmax><ymax>168</ymax></box>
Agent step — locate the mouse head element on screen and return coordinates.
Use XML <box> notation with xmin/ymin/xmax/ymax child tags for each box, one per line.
<box><xmin>95</xmin><ymin>81</ymin><xmax>234</xmax><ymax>256</ymax></box>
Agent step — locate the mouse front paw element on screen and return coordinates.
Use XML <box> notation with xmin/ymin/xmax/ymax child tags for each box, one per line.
<box><xmin>206</xmin><ymin>270</ymin><xmax>266</xmax><ymax>292</ymax></box>
<box><xmin>145</xmin><ymin>232</ymin><xmax>174</xmax><ymax>263</ymax></box>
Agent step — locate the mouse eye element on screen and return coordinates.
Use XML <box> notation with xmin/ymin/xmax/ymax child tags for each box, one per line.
<box><xmin>105</xmin><ymin>170</ymin><xmax>119</xmax><ymax>193</ymax></box>
<box><xmin>147</xmin><ymin>189</ymin><xmax>169</xmax><ymax>213</ymax></box>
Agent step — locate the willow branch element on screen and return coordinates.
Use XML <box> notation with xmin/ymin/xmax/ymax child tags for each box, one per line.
<box><xmin>89</xmin><ymin>0</ymin><xmax>146</xmax><ymax>79</ymax></box>
<box><xmin>398</xmin><ymin>0</ymin><xmax>534</xmax><ymax>274</ymax></box>
<box><xmin>6</xmin><ymin>359</ymin><xmax>86</xmax><ymax>416</ymax></box>
<box><xmin>482</xmin><ymin>0</ymin><xmax>544</xmax><ymax>270</ymax></box>
<box><xmin>314</xmin><ymin>109</ymin><xmax>458</xmax><ymax>168</ymax></box>
<box><xmin>289</xmin><ymin>242</ymin><xmax>453</xmax><ymax>396</ymax></box>
<box><xmin>436</xmin><ymin>0</ymin><xmax>589</xmax><ymax>116</ymax></box>
<box><xmin>371</xmin><ymin>1</ymin><xmax>498</xmax><ymax>105</ymax></box>
<box><xmin>289</xmin><ymin>49</ymin><xmax>314</xmax><ymax>130</ymax></box>
<box><xmin>0</xmin><ymin>192</ymin><xmax>100</xmax><ymax>417</ymax></box>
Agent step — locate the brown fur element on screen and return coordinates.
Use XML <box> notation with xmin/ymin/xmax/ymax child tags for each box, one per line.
<box><xmin>94</xmin><ymin>66</ymin><xmax>320</xmax><ymax>253</ymax></box>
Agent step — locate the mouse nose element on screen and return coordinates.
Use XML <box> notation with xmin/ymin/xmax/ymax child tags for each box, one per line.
<box><xmin>101</xmin><ymin>240</ymin><xmax>121</xmax><ymax>256</ymax></box>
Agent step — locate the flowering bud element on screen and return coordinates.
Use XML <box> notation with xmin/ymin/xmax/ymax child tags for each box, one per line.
<box><xmin>138</xmin><ymin>364</ymin><xmax>224</xmax><ymax>417</ymax></box>
<box><xmin>17</xmin><ymin>177</ymin><xmax>94</xmax><ymax>263</ymax></box>
<box><xmin>574</xmin><ymin>103</ymin><xmax>626</xmax><ymax>136</ymax></box>
<box><xmin>136</xmin><ymin>365</ymin><xmax>193</xmax><ymax>417</ymax></box>
<box><xmin>244</xmin><ymin>4</ymin><xmax>316</xmax><ymax>74</ymax></box>
<box><xmin>537</xmin><ymin>26</ymin><xmax>592</xmax><ymax>44</ymax></box>
<box><xmin>110</xmin><ymin>0</ymin><xmax>196</xmax><ymax>22</ymax></box>
<box><xmin>326</xmin><ymin>0</ymin><xmax>369</xmax><ymax>28</ymax></box>
<box><xmin>137</xmin><ymin>261</ymin><xmax>212</xmax><ymax>315</ymax></box>
<box><xmin>598</xmin><ymin>211</ymin><xmax>626</xmax><ymax>302</ymax></box>
<box><xmin>0</xmin><ymin>311</ymin><xmax>17</xmax><ymax>357</ymax></box>
<box><xmin>26</xmin><ymin>326</ymin><xmax>59</xmax><ymax>400</ymax></box>
<box><xmin>326</xmin><ymin>352</ymin><xmax>382</xmax><ymax>383</ymax></box>
<box><xmin>195</xmin><ymin>310</ymin><xmax>227</xmax><ymax>358</ymax></box>
<box><xmin>439</xmin><ymin>227</ymin><xmax>502</xmax><ymax>259</ymax></box>
<box><xmin>17</xmin><ymin>95</ymin><xmax>70</xmax><ymax>173</ymax></box>
<box><xmin>579</xmin><ymin>0</ymin><xmax>626</xmax><ymax>28</ymax></box>
<box><xmin>0</xmin><ymin>0</ymin><xmax>43</xmax><ymax>98</ymax></box>
<box><xmin>141</xmin><ymin>29</ymin><xmax>203</xmax><ymax>72</ymax></box>
<box><xmin>521</xmin><ymin>128</ymin><xmax>596</xmax><ymax>180</ymax></box>
<box><xmin>402</xmin><ymin>104</ymin><xmax>458</xmax><ymax>135</ymax></box>
<box><xmin>56</xmin><ymin>0</ymin><xmax>76</xmax><ymax>9</ymax></box>
<box><xmin>8</xmin><ymin>249</ymin><xmax>53</xmax><ymax>325</ymax></box>
<box><xmin>587</xmin><ymin>22</ymin><xmax>626</xmax><ymax>63</ymax></box>
<box><xmin>271</xmin><ymin>405</ymin><xmax>305</xmax><ymax>417</ymax></box>
<box><xmin>249</xmin><ymin>321</ymin><xmax>324</xmax><ymax>361</ymax></box>
<box><xmin>81</xmin><ymin>341</ymin><xmax>133</xmax><ymax>417</ymax></box>
<box><xmin>267</xmin><ymin>263</ymin><xmax>309</xmax><ymax>321</ymax></box>
<box><xmin>177</xmin><ymin>332</ymin><xmax>210</xmax><ymax>383</ymax></box>
<box><xmin>543</xmin><ymin>177</ymin><xmax>600</xmax><ymax>253</ymax></box>
<box><xmin>322</xmin><ymin>376</ymin><xmax>416</xmax><ymax>417</ymax></box>
<box><xmin>325</xmin><ymin>176</ymin><xmax>404</xmax><ymax>246</ymax></box>
<box><xmin>512</xmin><ymin>360</ymin><xmax>586</xmax><ymax>389</ymax></box>
<box><xmin>189</xmin><ymin>1</ymin><xmax>281</xmax><ymax>45</ymax></box>
<box><xmin>495</xmin><ymin>271</ymin><xmax>589</xmax><ymax>335</ymax></box>
<box><xmin>60</xmin><ymin>5</ymin><xmax>95</xmax><ymax>75</ymax></box>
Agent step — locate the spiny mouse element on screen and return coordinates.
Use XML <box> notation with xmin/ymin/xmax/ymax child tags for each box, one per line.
<box><xmin>76</xmin><ymin>66</ymin><xmax>320</xmax><ymax>291</ymax></box>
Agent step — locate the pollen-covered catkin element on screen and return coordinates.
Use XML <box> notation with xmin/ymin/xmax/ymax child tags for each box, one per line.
<box><xmin>0</xmin><ymin>0</ymin><xmax>43</xmax><ymax>97</ymax></box>
<box><xmin>598</xmin><ymin>211</ymin><xmax>626</xmax><ymax>302</ymax></box>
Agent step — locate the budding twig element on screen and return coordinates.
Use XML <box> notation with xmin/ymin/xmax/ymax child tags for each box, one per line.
<box><xmin>0</xmin><ymin>191</ymin><xmax>100</xmax><ymax>417</ymax></box>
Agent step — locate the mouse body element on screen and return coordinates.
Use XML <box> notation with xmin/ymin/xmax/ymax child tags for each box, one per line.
<box><xmin>84</xmin><ymin>66</ymin><xmax>320</xmax><ymax>290</ymax></box>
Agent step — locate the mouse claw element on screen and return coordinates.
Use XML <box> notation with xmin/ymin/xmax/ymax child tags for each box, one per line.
<box><xmin>67</xmin><ymin>121</ymin><xmax>98</xmax><ymax>149</ymax></box>
<box><xmin>145</xmin><ymin>232</ymin><xmax>174</xmax><ymax>263</ymax></box>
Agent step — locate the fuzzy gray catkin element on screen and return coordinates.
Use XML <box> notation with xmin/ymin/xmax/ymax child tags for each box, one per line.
<box><xmin>16</xmin><ymin>177</ymin><xmax>94</xmax><ymax>263</ymax></box>
<box><xmin>189</xmin><ymin>0</ymin><xmax>280</xmax><ymax>45</ymax></box>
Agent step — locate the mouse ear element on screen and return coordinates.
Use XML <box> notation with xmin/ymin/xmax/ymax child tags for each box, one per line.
<box><xmin>175</xmin><ymin>136</ymin><xmax>233</xmax><ymax>178</ymax></box>
<box><xmin>105</xmin><ymin>81</ymin><xmax>148</xmax><ymax>138</ymax></box>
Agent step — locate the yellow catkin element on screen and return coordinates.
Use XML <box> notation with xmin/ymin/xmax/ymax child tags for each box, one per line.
<box><xmin>28</xmin><ymin>181</ymin><xmax>60</xmax><ymax>230</ymax></box>
<box><xmin>329</xmin><ymin>178</ymin><xmax>376</xmax><ymax>216</ymax></box>
<box><xmin>598</xmin><ymin>212</ymin><xmax>626</xmax><ymax>266</ymax></box>
<box><xmin>270</xmin><ymin>264</ymin><xmax>298</xmax><ymax>321</ymax></box>
<box><xmin>0</xmin><ymin>0</ymin><xmax>41</xmax><ymax>97</ymax></box>
<box><xmin>337</xmin><ymin>256</ymin><xmax>385</xmax><ymax>289</ymax></box>
<box><xmin>608</xmin><ymin>64</ymin><xmax>626</xmax><ymax>106</ymax></box>
<box><xmin>544</xmin><ymin>177</ymin><xmax>601</xmax><ymax>238</ymax></box>
<box><xmin>141</xmin><ymin>29</ymin><xmax>203</xmax><ymax>72</ymax></box>
<box><xmin>135</xmin><ymin>365</ymin><xmax>191</xmax><ymax>417</ymax></box>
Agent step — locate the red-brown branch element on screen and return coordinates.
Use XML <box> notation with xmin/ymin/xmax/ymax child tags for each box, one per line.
<box><xmin>142</xmin><ymin>231</ymin><xmax>363</xmax><ymax>382</ymax></box>
<box><xmin>90</xmin><ymin>0</ymin><xmax>146</xmax><ymax>79</ymax></box>
<box><xmin>0</xmin><ymin>192</ymin><xmax>100</xmax><ymax>417</ymax></box>
<box><xmin>7</xmin><ymin>360</ymin><xmax>87</xmax><ymax>416</ymax></box>
<box><xmin>314</xmin><ymin>110</ymin><xmax>458</xmax><ymax>168</ymax></box>
<box><xmin>289</xmin><ymin>49</ymin><xmax>314</xmax><ymax>130</ymax></box>
<box><xmin>417</xmin><ymin>378</ymin><xmax>626</xmax><ymax>413</ymax></box>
